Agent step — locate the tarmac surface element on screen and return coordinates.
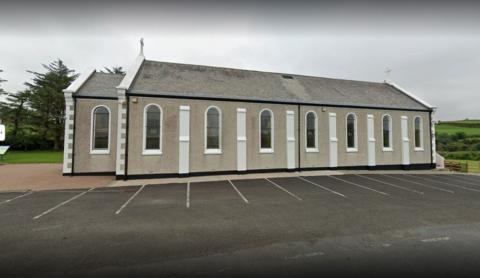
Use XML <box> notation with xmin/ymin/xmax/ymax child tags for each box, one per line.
<box><xmin>1</xmin><ymin>173</ymin><xmax>480</xmax><ymax>277</ymax></box>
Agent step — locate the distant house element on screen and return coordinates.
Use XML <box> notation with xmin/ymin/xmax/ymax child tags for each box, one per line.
<box><xmin>63</xmin><ymin>46</ymin><xmax>436</xmax><ymax>179</ymax></box>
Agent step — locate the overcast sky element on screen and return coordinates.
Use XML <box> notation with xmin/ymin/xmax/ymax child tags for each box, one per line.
<box><xmin>1</xmin><ymin>1</ymin><xmax>479</xmax><ymax>120</ymax></box>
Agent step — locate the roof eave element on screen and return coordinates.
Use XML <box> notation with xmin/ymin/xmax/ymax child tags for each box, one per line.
<box><xmin>384</xmin><ymin>80</ymin><xmax>436</xmax><ymax>111</ymax></box>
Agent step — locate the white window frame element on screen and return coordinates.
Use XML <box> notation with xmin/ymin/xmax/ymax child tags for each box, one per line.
<box><xmin>259</xmin><ymin>108</ymin><xmax>274</xmax><ymax>153</ymax></box>
<box><xmin>305</xmin><ymin>111</ymin><xmax>318</xmax><ymax>152</ymax></box>
<box><xmin>382</xmin><ymin>114</ymin><xmax>393</xmax><ymax>152</ymax></box>
<box><xmin>204</xmin><ymin>106</ymin><xmax>222</xmax><ymax>154</ymax></box>
<box><xmin>346</xmin><ymin>112</ymin><xmax>358</xmax><ymax>152</ymax></box>
<box><xmin>414</xmin><ymin>116</ymin><xmax>424</xmax><ymax>151</ymax></box>
<box><xmin>90</xmin><ymin>105</ymin><xmax>111</xmax><ymax>155</ymax></box>
<box><xmin>142</xmin><ymin>104</ymin><xmax>163</xmax><ymax>155</ymax></box>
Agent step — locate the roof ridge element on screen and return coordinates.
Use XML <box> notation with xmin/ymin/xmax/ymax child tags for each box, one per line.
<box><xmin>144</xmin><ymin>59</ymin><xmax>386</xmax><ymax>86</ymax></box>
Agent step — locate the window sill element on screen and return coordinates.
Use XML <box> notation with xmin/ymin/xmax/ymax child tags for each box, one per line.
<box><xmin>414</xmin><ymin>148</ymin><xmax>424</xmax><ymax>152</ymax></box>
<box><xmin>346</xmin><ymin>148</ymin><xmax>358</xmax><ymax>153</ymax></box>
<box><xmin>204</xmin><ymin>149</ymin><xmax>222</xmax><ymax>155</ymax></box>
<box><xmin>382</xmin><ymin>148</ymin><xmax>393</xmax><ymax>152</ymax></box>
<box><xmin>90</xmin><ymin>150</ymin><xmax>110</xmax><ymax>155</ymax></box>
<box><xmin>306</xmin><ymin>148</ymin><xmax>319</xmax><ymax>153</ymax></box>
<box><xmin>260</xmin><ymin>148</ymin><xmax>274</xmax><ymax>154</ymax></box>
<box><xmin>142</xmin><ymin>150</ymin><xmax>162</xmax><ymax>156</ymax></box>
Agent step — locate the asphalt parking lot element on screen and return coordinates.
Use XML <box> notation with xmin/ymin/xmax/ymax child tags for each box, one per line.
<box><xmin>1</xmin><ymin>173</ymin><xmax>480</xmax><ymax>277</ymax></box>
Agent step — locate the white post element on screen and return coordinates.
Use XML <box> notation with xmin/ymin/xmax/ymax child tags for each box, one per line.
<box><xmin>329</xmin><ymin>112</ymin><xmax>338</xmax><ymax>168</ymax></box>
<box><xmin>286</xmin><ymin>110</ymin><xmax>296</xmax><ymax>169</ymax></box>
<box><xmin>236</xmin><ymin>108</ymin><xmax>247</xmax><ymax>171</ymax></box>
<box><xmin>367</xmin><ymin>114</ymin><xmax>376</xmax><ymax>167</ymax></box>
<box><xmin>115</xmin><ymin>90</ymin><xmax>128</xmax><ymax>177</ymax></box>
<box><xmin>401</xmin><ymin>116</ymin><xmax>410</xmax><ymax>166</ymax></box>
<box><xmin>62</xmin><ymin>92</ymin><xmax>75</xmax><ymax>174</ymax></box>
<box><xmin>178</xmin><ymin>105</ymin><xmax>190</xmax><ymax>174</ymax></box>
<box><xmin>431</xmin><ymin>109</ymin><xmax>437</xmax><ymax>165</ymax></box>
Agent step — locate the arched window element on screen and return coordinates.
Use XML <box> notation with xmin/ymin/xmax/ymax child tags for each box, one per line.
<box><xmin>205</xmin><ymin>106</ymin><xmax>221</xmax><ymax>153</ymax></box>
<box><xmin>346</xmin><ymin>113</ymin><xmax>357</xmax><ymax>151</ymax></box>
<box><xmin>382</xmin><ymin>114</ymin><xmax>393</xmax><ymax>150</ymax></box>
<box><xmin>260</xmin><ymin>109</ymin><xmax>274</xmax><ymax>152</ymax></box>
<box><xmin>414</xmin><ymin>116</ymin><xmax>423</xmax><ymax>150</ymax></box>
<box><xmin>143</xmin><ymin>104</ymin><xmax>162</xmax><ymax>154</ymax></box>
<box><xmin>305</xmin><ymin>111</ymin><xmax>318</xmax><ymax>151</ymax></box>
<box><xmin>91</xmin><ymin>106</ymin><xmax>110</xmax><ymax>154</ymax></box>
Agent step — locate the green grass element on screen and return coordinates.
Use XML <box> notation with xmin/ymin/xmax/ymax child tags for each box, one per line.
<box><xmin>436</xmin><ymin>124</ymin><xmax>480</xmax><ymax>137</ymax></box>
<box><xmin>1</xmin><ymin>151</ymin><xmax>63</xmax><ymax>164</ymax></box>
<box><xmin>446</xmin><ymin>159</ymin><xmax>480</xmax><ymax>173</ymax></box>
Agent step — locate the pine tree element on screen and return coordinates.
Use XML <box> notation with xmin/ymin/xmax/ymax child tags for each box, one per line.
<box><xmin>102</xmin><ymin>66</ymin><xmax>126</xmax><ymax>74</ymax></box>
<box><xmin>25</xmin><ymin>60</ymin><xmax>78</xmax><ymax>150</ymax></box>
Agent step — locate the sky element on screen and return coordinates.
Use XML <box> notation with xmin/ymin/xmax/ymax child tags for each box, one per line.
<box><xmin>1</xmin><ymin>0</ymin><xmax>479</xmax><ymax>120</ymax></box>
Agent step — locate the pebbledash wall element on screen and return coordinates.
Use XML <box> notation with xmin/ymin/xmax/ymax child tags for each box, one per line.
<box><xmin>63</xmin><ymin>51</ymin><xmax>436</xmax><ymax>180</ymax></box>
<box><xmin>69</xmin><ymin>96</ymin><xmax>433</xmax><ymax>179</ymax></box>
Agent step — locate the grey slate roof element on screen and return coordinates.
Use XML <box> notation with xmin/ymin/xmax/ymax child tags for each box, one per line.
<box><xmin>75</xmin><ymin>60</ymin><xmax>430</xmax><ymax>111</ymax></box>
<box><xmin>76</xmin><ymin>72</ymin><xmax>124</xmax><ymax>98</ymax></box>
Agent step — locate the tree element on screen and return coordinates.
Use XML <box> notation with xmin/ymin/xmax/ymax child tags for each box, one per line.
<box><xmin>0</xmin><ymin>69</ymin><xmax>6</xmax><ymax>97</ymax></box>
<box><xmin>25</xmin><ymin>60</ymin><xmax>78</xmax><ymax>150</ymax></box>
<box><xmin>102</xmin><ymin>66</ymin><xmax>126</xmax><ymax>74</ymax></box>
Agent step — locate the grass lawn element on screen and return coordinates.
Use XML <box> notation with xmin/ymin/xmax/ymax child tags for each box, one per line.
<box><xmin>446</xmin><ymin>159</ymin><xmax>480</xmax><ymax>173</ymax></box>
<box><xmin>1</xmin><ymin>151</ymin><xmax>63</xmax><ymax>164</ymax></box>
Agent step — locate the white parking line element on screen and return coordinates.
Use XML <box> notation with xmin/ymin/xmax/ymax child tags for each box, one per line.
<box><xmin>328</xmin><ymin>175</ymin><xmax>389</xmax><ymax>196</ymax></box>
<box><xmin>0</xmin><ymin>190</ymin><xmax>34</xmax><ymax>205</ymax></box>
<box><xmin>355</xmin><ymin>175</ymin><xmax>424</xmax><ymax>195</ymax></box>
<box><xmin>382</xmin><ymin>174</ymin><xmax>455</xmax><ymax>194</ymax></box>
<box><xmin>435</xmin><ymin>175</ymin><xmax>480</xmax><ymax>187</ymax></box>
<box><xmin>421</xmin><ymin>236</ymin><xmax>450</xmax><ymax>243</ymax></box>
<box><xmin>228</xmin><ymin>180</ymin><xmax>249</xmax><ymax>204</ymax></box>
<box><xmin>186</xmin><ymin>182</ymin><xmax>191</xmax><ymax>208</ymax></box>
<box><xmin>34</xmin><ymin>188</ymin><xmax>95</xmax><ymax>220</ymax></box>
<box><xmin>115</xmin><ymin>185</ymin><xmax>146</xmax><ymax>215</ymax></box>
<box><xmin>297</xmin><ymin>177</ymin><xmax>346</xmax><ymax>198</ymax></box>
<box><xmin>265</xmin><ymin>178</ymin><xmax>302</xmax><ymax>201</ymax></box>
<box><xmin>410</xmin><ymin>175</ymin><xmax>480</xmax><ymax>193</ymax></box>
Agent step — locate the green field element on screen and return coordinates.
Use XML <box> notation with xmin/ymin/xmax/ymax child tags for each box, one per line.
<box><xmin>1</xmin><ymin>151</ymin><xmax>63</xmax><ymax>164</ymax></box>
<box><xmin>436</xmin><ymin>119</ymin><xmax>480</xmax><ymax>136</ymax></box>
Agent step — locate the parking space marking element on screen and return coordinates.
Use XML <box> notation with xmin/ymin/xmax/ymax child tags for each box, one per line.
<box><xmin>298</xmin><ymin>177</ymin><xmax>346</xmax><ymax>198</ymax></box>
<box><xmin>34</xmin><ymin>188</ymin><xmax>95</xmax><ymax>220</ymax></box>
<box><xmin>421</xmin><ymin>236</ymin><xmax>450</xmax><ymax>243</ymax></box>
<box><xmin>435</xmin><ymin>175</ymin><xmax>480</xmax><ymax>187</ymax></box>
<box><xmin>410</xmin><ymin>175</ymin><xmax>480</xmax><ymax>193</ymax></box>
<box><xmin>0</xmin><ymin>190</ymin><xmax>34</xmax><ymax>205</ymax></box>
<box><xmin>115</xmin><ymin>184</ymin><xmax>146</xmax><ymax>215</ymax></box>
<box><xmin>228</xmin><ymin>180</ymin><xmax>249</xmax><ymax>204</ymax></box>
<box><xmin>186</xmin><ymin>182</ymin><xmax>190</xmax><ymax>208</ymax></box>
<box><xmin>382</xmin><ymin>174</ymin><xmax>455</xmax><ymax>194</ymax></box>
<box><xmin>265</xmin><ymin>178</ymin><xmax>303</xmax><ymax>201</ymax></box>
<box><xmin>355</xmin><ymin>175</ymin><xmax>424</xmax><ymax>195</ymax></box>
<box><xmin>328</xmin><ymin>175</ymin><xmax>389</xmax><ymax>196</ymax></box>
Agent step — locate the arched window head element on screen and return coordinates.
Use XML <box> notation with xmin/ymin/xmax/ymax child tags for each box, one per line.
<box><xmin>205</xmin><ymin>106</ymin><xmax>221</xmax><ymax>153</ymax></box>
<box><xmin>306</xmin><ymin>112</ymin><xmax>317</xmax><ymax>150</ymax></box>
<box><xmin>346</xmin><ymin>113</ymin><xmax>357</xmax><ymax>151</ymax></box>
<box><xmin>143</xmin><ymin>104</ymin><xmax>162</xmax><ymax>154</ymax></box>
<box><xmin>414</xmin><ymin>116</ymin><xmax>423</xmax><ymax>149</ymax></box>
<box><xmin>382</xmin><ymin>115</ymin><xmax>392</xmax><ymax>150</ymax></box>
<box><xmin>260</xmin><ymin>109</ymin><xmax>273</xmax><ymax>152</ymax></box>
<box><xmin>91</xmin><ymin>106</ymin><xmax>110</xmax><ymax>153</ymax></box>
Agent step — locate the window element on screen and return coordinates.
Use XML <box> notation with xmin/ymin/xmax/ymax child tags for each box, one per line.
<box><xmin>143</xmin><ymin>104</ymin><xmax>162</xmax><ymax>155</ymax></box>
<box><xmin>382</xmin><ymin>114</ymin><xmax>393</xmax><ymax>151</ymax></box>
<box><xmin>205</xmin><ymin>106</ymin><xmax>221</xmax><ymax>154</ymax></box>
<box><xmin>260</xmin><ymin>109</ymin><xmax>274</xmax><ymax>152</ymax></box>
<box><xmin>414</xmin><ymin>116</ymin><xmax>423</xmax><ymax>150</ymax></box>
<box><xmin>346</xmin><ymin>113</ymin><xmax>357</xmax><ymax>151</ymax></box>
<box><xmin>91</xmin><ymin>106</ymin><xmax>110</xmax><ymax>154</ymax></box>
<box><xmin>305</xmin><ymin>111</ymin><xmax>318</xmax><ymax>151</ymax></box>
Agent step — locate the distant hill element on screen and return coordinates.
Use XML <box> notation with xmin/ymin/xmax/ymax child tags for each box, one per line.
<box><xmin>436</xmin><ymin>119</ymin><xmax>480</xmax><ymax>137</ymax></box>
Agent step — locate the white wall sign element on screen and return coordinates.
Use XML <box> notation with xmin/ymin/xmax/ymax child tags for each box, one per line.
<box><xmin>0</xmin><ymin>124</ymin><xmax>5</xmax><ymax>141</ymax></box>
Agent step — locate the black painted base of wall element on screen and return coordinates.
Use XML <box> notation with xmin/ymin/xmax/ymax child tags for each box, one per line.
<box><xmin>63</xmin><ymin>172</ymin><xmax>115</xmax><ymax>177</ymax></box>
<box><xmin>106</xmin><ymin>163</ymin><xmax>436</xmax><ymax>180</ymax></box>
